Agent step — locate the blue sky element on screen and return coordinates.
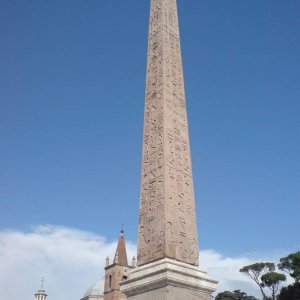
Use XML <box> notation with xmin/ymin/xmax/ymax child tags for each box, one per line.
<box><xmin>1</xmin><ymin>0</ymin><xmax>299</xmax><ymax>273</ymax></box>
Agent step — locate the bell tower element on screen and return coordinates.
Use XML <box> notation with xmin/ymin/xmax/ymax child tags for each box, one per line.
<box><xmin>34</xmin><ymin>278</ymin><xmax>47</xmax><ymax>300</ymax></box>
<box><xmin>104</xmin><ymin>230</ymin><xmax>133</xmax><ymax>300</ymax></box>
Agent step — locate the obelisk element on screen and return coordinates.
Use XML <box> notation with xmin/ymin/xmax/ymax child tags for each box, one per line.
<box><xmin>137</xmin><ymin>0</ymin><xmax>199</xmax><ymax>267</ymax></box>
<box><xmin>121</xmin><ymin>1</ymin><xmax>218</xmax><ymax>299</ymax></box>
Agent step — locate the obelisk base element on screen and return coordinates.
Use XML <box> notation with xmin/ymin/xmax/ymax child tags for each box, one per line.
<box><xmin>120</xmin><ymin>258</ymin><xmax>218</xmax><ymax>300</ymax></box>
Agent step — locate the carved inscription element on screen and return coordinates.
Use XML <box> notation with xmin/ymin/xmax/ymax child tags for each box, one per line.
<box><xmin>137</xmin><ymin>0</ymin><xmax>199</xmax><ymax>266</ymax></box>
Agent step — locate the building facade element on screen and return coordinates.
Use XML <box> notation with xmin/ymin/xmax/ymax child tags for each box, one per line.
<box><xmin>103</xmin><ymin>230</ymin><xmax>133</xmax><ymax>300</ymax></box>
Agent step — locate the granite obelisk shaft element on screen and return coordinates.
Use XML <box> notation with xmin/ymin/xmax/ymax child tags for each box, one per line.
<box><xmin>137</xmin><ymin>0</ymin><xmax>199</xmax><ymax>267</ymax></box>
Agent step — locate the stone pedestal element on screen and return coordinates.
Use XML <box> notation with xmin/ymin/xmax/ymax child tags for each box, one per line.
<box><xmin>120</xmin><ymin>258</ymin><xmax>218</xmax><ymax>300</ymax></box>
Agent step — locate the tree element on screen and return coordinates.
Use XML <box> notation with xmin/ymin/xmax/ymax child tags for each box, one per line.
<box><xmin>240</xmin><ymin>262</ymin><xmax>275</xmax><ymax>300</ymax></box>
<box><xmin>278</xmin><ymin>251</ymin><xmax>300</xmax><ymax>283</ymax></box>
<box><xmin>277</xmin><ymin>282</ymin><xmax>300</xmax><ymax>300</ymax></box>
<box><xmin>215</xmin><ymin>289</ymin><xmax>257</xmax><ymax>300</ymax></box>
<box><xmin>260</xmin><ymin>272</ymin><xmax>286</xmax><ymax>300</ymax></box>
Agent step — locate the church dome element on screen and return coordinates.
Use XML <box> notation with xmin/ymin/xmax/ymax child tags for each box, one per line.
<box><xmin>83</xmin><ymin>280</ymin><xmax>104</xmax><ymax>298</ymax></box>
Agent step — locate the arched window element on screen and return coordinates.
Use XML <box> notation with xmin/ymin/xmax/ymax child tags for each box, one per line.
<box><xmin>109</xmin><ymin>275</ymin><xmax>112</xmax><ymax>290</ymax></box>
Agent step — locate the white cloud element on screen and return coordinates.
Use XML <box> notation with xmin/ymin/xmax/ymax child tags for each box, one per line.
<box><xmin>200</xmin><ymin>249</ymin><xmax>295</xmax><ymax>298</ymax></box>
<box><xmin>0</xmin><ymin>225</ymin><xmax>136</xmax><ymax>300</ymax></box>
<box><xmin>0</xmin><ymin>225</ymin><xmax>294</xmax><ymax>300</ymax></box>
<box><xmin>200</xmin><ymin>249</ymin><xmax>259</xmax><ymax>298</ymax></box>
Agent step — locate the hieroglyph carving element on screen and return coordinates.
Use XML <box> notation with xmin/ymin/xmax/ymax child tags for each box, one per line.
<box><xmin>137</xmin><ymin>0</ymin><xmax>199</xmax><ymax>266</ymax></box>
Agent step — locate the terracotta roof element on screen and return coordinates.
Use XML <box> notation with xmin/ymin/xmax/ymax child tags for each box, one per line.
<box><xmin>113</xmin><ymin>230</ymin><xmax>128</xmax><ymax>266</ymax></box>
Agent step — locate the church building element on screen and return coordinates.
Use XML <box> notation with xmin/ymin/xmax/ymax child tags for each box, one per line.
<box><xmin>34</xmin><ymin>279</ymin><xmax>47</xmax><ymax>300</ymax></box>
<box><xmin>103</xmin><ymin>229</ymin><xmax>134</xmax><ymax>300</ymax></box>
<box><xmin>80</xmin><ymin>230</ymin><xmax>134</xmax><ymax>300</ymax></box>
<box><xmin>80</xmin><ymin>280</ymin><xmax>104</xmax><ymax>300</ymax></box>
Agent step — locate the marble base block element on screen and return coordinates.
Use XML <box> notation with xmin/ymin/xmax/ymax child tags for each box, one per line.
<box><xmin>120</xmin><ymin>258</ymin><xmax>218</xmax><ymax>300</ymax></box>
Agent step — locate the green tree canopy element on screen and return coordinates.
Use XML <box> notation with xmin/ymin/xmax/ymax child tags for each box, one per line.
<box><xmin>278</xmin><ymin>251</ymin><xmax>300</xmax><ymax>283</ymax></box>
<box><xmin>261</xmin><ymin>272</ymin><xmax>286</xmax><ymax>300</ymax></box>
<box><xmin>239</xmin><ymin>262</ymin><xmax>275</xmax><ymax>300</ymax></box>
<box><xmin>215</xmin><ymin>290</ymin><xmax>257</xmax><ymax>300</ymax></box>
<box><xmin>278</xmin><ymin>282</ymin><xmax>300</xmax><ymax>300</ymax></box>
